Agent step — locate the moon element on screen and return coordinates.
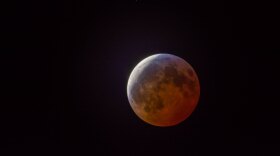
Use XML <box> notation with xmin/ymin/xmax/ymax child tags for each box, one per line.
<box><xmin>127</xmin><ymin>53</ymin><xmax>200</xmax><ymax>127</ymax></box>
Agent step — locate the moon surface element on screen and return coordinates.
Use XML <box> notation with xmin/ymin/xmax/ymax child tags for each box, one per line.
<box><xmin>127</xmin><ymin>53</ymin><xmax>200</xmax><ymax>127</ymax></box>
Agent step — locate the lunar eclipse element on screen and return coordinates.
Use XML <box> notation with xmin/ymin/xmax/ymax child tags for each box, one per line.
<box><xmin>127</xmin><ymin>53</ymin><xmax>200</xmax><ymax>126</ymax></box>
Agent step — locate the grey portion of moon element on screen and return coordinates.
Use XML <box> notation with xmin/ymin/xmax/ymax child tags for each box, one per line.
<box><xmin>127</xmin><ymin>54</ymin><xmax>200</xmax><ymax>127</ymax></box>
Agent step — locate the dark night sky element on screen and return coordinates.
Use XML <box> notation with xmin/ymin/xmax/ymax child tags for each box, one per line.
<box><xmin>1</xmin><ymin>0</ymin><xmax>279</xmax><ymax>155</ymax></box>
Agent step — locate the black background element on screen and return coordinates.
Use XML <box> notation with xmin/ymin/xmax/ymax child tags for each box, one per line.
<box><xmin>1</xmin><ymin>0</ymin><xmax>279</xmax><ymax>155</ymax></box>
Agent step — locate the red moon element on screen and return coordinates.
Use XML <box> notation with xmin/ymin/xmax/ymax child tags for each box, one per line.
<box><xmin>127</xmin><ymin>54</ymin><xmax>200</xmax><ymax>127</ymax></box>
